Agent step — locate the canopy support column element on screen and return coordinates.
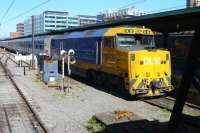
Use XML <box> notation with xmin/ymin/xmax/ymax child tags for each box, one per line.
<box><xmin>168</xmin><ymin>26</ymin><xmax>200</xmax><ymax>132</ymax></box>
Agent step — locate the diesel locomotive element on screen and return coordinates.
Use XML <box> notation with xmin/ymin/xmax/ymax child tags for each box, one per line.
<box><xmin>0</xmin><ymin>26</ymin><xmax>173</xmax><ymax>97</ymax></box>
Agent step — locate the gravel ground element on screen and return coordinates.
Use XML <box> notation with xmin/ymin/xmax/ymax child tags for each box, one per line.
<box><xmin>0</xmin><ymin>52</ymin><xmax>172</xmax><ymax>133</ymax></box>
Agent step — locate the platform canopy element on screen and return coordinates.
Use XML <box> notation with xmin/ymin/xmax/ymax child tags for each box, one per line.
<box><xmin>59</xmin><ymin>7</ymin><xmax>200</xmax><ymax>33</ymax></box>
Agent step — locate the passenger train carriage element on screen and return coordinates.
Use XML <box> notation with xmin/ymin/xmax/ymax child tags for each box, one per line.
<box><xmin>0</xmin><ymin>35</ymin><xmax>52</xmax><ymax>55</ymax></box>
<box><xmin>0</xmin><ymin>26</ymin><xmax>173</xmax><ymax>97</ymax></box>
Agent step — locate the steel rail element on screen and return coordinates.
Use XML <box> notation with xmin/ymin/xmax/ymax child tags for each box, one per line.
<box><xmin>141</xmin><ymin>96</ymin><xmax>200</xmax><ymax>112</ymax></box>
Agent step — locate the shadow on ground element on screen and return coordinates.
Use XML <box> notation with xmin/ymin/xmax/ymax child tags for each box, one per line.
<box><xmin>58</xmin><ymin>62</ymin><xmax>176</xmax><ymax>101</ymax></box>
<box><xmin>96</xmin><ymin>115</ymin><xmax>200</xmax><ymax>133</ymax></box>
<box><xmin>70</xmin><ymin>74</ymin><xmax>140</xmax><ymax>101</ymax></box>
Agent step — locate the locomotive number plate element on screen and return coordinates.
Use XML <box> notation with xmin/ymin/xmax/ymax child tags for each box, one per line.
<box><xmin>143</xmin><ymin>57</ymin><xmax>161</xmax><ymax>64</ymax></box>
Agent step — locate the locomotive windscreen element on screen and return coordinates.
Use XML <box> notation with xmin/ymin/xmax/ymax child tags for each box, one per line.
<box><xmin>116</xmin><ymin>35</ymin><xmax>155</xmax><ymax>51</ymax></box>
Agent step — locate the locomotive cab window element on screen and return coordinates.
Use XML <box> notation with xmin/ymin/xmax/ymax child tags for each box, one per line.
<box><xmin>103</xmin><ymin>37</ymin><xmax>115</xmax><ymax>48</ymax></box>
<box><xmin>116</xmin><ymin>34</ymin><xmax>155</xmax><ymax>50</ymax></box>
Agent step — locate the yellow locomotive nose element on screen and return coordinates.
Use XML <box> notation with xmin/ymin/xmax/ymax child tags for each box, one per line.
<box><xmin>128</xmin><ymin>50</ymin><xmax>173</xmax><ymax>97</ymax></box>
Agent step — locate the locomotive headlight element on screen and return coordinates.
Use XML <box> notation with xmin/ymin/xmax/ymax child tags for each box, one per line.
<box><xmin>131</xmin><ymin>54</ymin><xmax>135</xmax><ymax>61</ymax></box>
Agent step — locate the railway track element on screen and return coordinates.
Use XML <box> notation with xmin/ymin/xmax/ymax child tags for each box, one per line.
<box><xmin>165</xmin><ymin>97</ymin><xmax>200</xmax><ymax>110</ymax></box>
<box><xmin>142</xmin><ymin>96</ymin><xmax>200</xmax><ymax>116</ymax></box>
<box><xmin>141</xmin><ymin>97</ymin><xmax>200</xmax><ymax>131</ymax></box>
<box><xmin>0</xmin><ymin>54</ymin><xmax>47</xmax><ymax>133</ymax></box>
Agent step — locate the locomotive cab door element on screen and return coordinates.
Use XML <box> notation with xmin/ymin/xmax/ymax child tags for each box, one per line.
<box><xmin>102</xmin><ymin>37</ymin><xmax>118</xmax><ymax>73</ymax></box>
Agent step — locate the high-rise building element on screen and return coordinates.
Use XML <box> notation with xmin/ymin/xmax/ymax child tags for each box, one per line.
<box><xmin>187</xmin><ymin>0</ymin><xmax>200</xmax><ymax>8</ymax></box>
<box><xmin>16</xmin><ymin>23</ymin><xmax>24</xmax><ymax>35</ymax></box>
<box><xmin>77</xmin><ymin>15</ymin><xmax>97</xmax><ymax>26</ymax></box>
<box><xmin>24</xmin><ymin>11</ymin><xmax>81</xmax><ymax>35</ymax></box>
<box><xmin>97</xmin><ymin>6</ymin><xmax>145</xmax><ymax>22</ymax></box>
<box><xmin>24</xmin><ymin>11</ymin><xmax>70</xmax><ymax>35</ymax></box>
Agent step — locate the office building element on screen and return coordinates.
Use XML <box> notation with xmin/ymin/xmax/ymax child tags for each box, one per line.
<box><xmin>67</xmin><ymin>16</ymin><xmax>80</xmax><ymax>28</ymax></box>
<box><xmin>97</xmin><ymin>6</ymin><xmax>145</xmax><ymax>22</ymax></box>
<box><xmin>77</xmin><ymin>15</ymin><xmax>97</xmax><ymax>26</ymax></box>
<box><xmin>24</xmin><ymin>11</ymin><xmax>69</xmax><ymax>35</ymax></box>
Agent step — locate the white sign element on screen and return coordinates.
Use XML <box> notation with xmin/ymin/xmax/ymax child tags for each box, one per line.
<box><xmin>15</xmin><ymin>54</ymin><xmax>32</xmax><ymax>61</ymax></box>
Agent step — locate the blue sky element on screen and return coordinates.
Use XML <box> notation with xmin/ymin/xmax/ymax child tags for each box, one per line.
<box><xmin>0</xmin><ymin>0</ymin><xmax>186</xmax><ymax>37</ymax></box>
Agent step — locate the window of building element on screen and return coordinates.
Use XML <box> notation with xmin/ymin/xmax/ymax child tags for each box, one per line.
<box><xmin>68</xmin><ymin>22</ymin><xmax>78</xmax><ymax>24</ymax></box>
<box><xmin>45</xmin><ymin>16</ymin><xmax>55</xmax><ymax>18</ymax></box>
<box><xmin>56</xmin><ymin>21</ymin><xmax>66</xmax><ymax>23</ymax></box>
<box><xmin>56</xmin><ymin>25</ymin><xmax>66</xmax><ymax>28</ymax></box>
<box><xmin>68</xmin><ymin>17</ymin><xmax>78</xmax><ymax>20</ymax></box>
<box><xmin>45</xmin><ymin>20</ymin><xmax>55</xmax><ymax>23</ymax></box>
<box><xmin>56</xmin><ymin>16</ymin><xmax>67</xmax><ymax>19</ymax></box>
<box><xmin>45</xmin><ymin>25</ymin><xmax>55</xmax><ymax>27</ymax></box>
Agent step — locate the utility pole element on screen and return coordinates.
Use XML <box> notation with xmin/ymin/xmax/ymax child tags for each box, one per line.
<box><xmin>32</xmin><ymin>15</ymin><xmax>35</xmax><ymax>68</ymax></box>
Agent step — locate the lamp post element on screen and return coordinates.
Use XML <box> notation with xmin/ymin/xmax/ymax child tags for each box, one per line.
<box><xmin>31</xmin><ymin>15</ymin><xmax>35</xmax><ymax>68</ymax></box>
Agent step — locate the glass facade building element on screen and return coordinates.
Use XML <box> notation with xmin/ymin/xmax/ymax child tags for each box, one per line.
<box><xmin>24</xmin><ymin>11</ymin><xmax>80</xmax><ymax>35</ymax></box>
